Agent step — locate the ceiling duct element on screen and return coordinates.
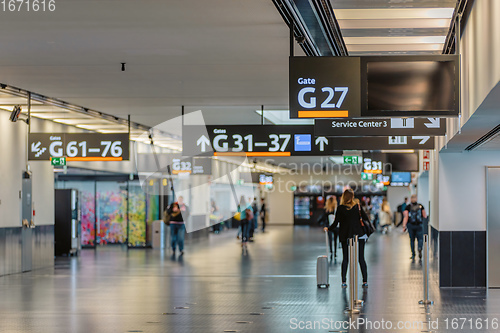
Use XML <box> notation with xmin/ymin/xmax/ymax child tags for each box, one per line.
<box><xmin>272</xmin><ymin>0</ymin><xmax>348</xmax><ymax>56</ymax></box>
<box><xmin>464</xmin><ymin>124</ymin><xmax>500</xmax><ymax>151</ymax></box>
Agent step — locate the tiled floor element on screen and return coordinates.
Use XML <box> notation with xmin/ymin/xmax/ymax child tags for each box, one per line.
<box><xmin>0</xmin><ymin>226</ymin><xmax>495</xmax><ymax>332</ymax></box>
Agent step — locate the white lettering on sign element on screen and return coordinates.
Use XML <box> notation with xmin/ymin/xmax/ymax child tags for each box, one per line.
<box><xmin>297</xmin><ymin>78</ymin><xmax>316</xmax><ymax>84</ymax></box>
<box><xmin>298</xmin><ymin>87</ymin><xmax>316</xmax><ymax>109</ymax></box>
<box><xmin>298</xmin><ymin>87</ymin><xmax>348</xmax><ymax>109</ymax></box>
<box><xmin>50</xmin><ymin>136</ymin><xmax>62</xmax><ymax>141</ymax></box>
<box><xmin>358</xmin><ymin>121</ymin><xmax>387</xmax><ymax>128</ymax></box>
<box><xmin>213</xmin><ymin>135</ymin><xmax>229</xmax><ymax>151</ymax></box>
<box><xmin>213</xmin><ymin>129</ymin><xmax>226</xmax><ymax>134</ymax></box>
<box><xmin>49</xmin><ymin>141</ymin><xmax>63</xmax><ymax>157</ymax></box>
<box><xmin>332</xmin><ymin>120</ymin><xmax>357</xmax><ymax>128</ymax></box>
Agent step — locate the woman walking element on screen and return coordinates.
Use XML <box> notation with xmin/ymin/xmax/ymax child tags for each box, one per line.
<box><xmin>324</xmin><ymin>189</ymin><xmax>369</xmax><ymax>288</ymax></box>
<box><xmin>317</xmin><ymin>196</ymin><xmax>339</xmax><ymax>257</ymax></box>
<box><xmin>378</xmin><ymin>197</ymin><xmax>393</xmax><ymax>234</ymax></box>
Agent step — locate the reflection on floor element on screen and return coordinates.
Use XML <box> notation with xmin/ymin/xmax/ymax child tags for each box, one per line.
<box><xmin>0</xmin><ymin>226</ymin><xmax>495</xmax><ymax>332</ymax></box>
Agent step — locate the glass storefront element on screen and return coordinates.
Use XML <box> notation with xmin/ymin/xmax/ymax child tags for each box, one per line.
<box><xmin>56</xmin><ymin>179</ymin><xmax>159</xmax><ymax>248</ymax></box>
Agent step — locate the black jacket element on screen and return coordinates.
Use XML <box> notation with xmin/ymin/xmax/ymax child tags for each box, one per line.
<box><xmin>328</xmin><ymin>204</ymin><xmax>368</xmax><ymax>243</ymax></box>
<box><xmin>317</xmin><ymin>209</ymin><xmax>337</xmax><ymax>229</ymax></box>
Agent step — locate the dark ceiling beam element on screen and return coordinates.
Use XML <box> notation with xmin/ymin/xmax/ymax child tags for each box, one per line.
<box><xmin>272</xmin><ymin>0</ymin><xmax>348</xmax><ymax>56</ymax></box>
<box><xmin>443</xmin><ymin>0</ymin><xmax>475</xmax><ymax>54</ymax></box>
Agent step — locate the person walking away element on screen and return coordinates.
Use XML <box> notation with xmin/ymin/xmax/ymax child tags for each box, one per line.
<box><xmin>260</xmin><ymin>198</ymin><xmax>267</xmax><ymax>232</ymax></box>
<box><xmin>177</xmin><ymin>196</ymin><xmax>190</xmax><ymax>224</ymax></box>
<box><xmin>210</xmin><ymin>200</ymin><xmax>221</xmax><ymax>234</ymax></box>
<box><xmin>324</xmin><ymin>189</ymin><xmax>369</xmax><ymax>288</ymax></box>
<box><xmin>402</xmin><ymin>194</ymin><xmax>427</xmax><ymax>262</ymax></box>
<box><xmin>249</xmin><ymin>198</ymin><xmax>258</xmax><ymax>241</ymax></box>
<box><xmin>236</xmin><ymin>196</ymin><xmax>247</xmax><ymax>240</ymax></box>
<box><xmin>317</xmin><ymin>196</ymin><xmax>338</xmax><ymax>257</ymax></box>
<box><xmin>396</xmin><ymin>197</ymin><xmax>408</xmax><ymax>227</ymax></box>
<box><xmin>240</xmin><ymin>207</ymin><xmax>253</xmax><ymax>250</ymax></box>
<box><xmin>167</xmin><ymin>202</ymin><xmax>186</xmax><ymax>256</ymax></box>
<box><xmin>379</xmin><ymin>197</ymin><xmax>393</xmax><ymax>234</ymax></box>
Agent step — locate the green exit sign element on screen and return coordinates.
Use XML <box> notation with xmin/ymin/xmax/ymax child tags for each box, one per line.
<box><xmin>343</xmin><ymin>156</ymin><xmax>361</xmax><ymax>164</ymax></box>
<box><xmin>361</xmin><ymin>172</ymin><xmax>373</xmax><ymax>181</ymax></box>
<box><xmin>51</xmin><ymin>157</ymin><xmax>66</xmax><ymax>166</ymax></box>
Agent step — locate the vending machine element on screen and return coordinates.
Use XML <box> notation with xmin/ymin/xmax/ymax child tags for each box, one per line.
<box><xmin>55</xmin><ymin>189</ymin><xmax>81</xmax><ymax>256</ymax></box>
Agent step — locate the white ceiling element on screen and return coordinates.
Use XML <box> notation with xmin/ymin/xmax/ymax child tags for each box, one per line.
<box><xmin>0</xmin><ymin>0</ymin><xmax>302</xmax><ymax>128</ymax></box>
<box><xmin>331</xmin><ymin>0</ymin><xmax>457</xmax><ymax>55</ymax></box>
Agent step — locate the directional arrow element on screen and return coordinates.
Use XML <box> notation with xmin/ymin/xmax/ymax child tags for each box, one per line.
<box><xmin>315</xmin><ymin>136</ymin><xmax>328</xmax><ymax>151</ymax></box>
<box><xmin>197</xmin><ymin>135</ymin><xmax>211</xmax><ymax>152</ymax></box>
<box><xmin>412</xmin><ymin>136</ymin><xmax>431</xmax><ymax>144</ymax></box>
<box><xmin>31</xmin><ymin>142</ymin><xmax>41</xmax><ymax>152</ymax></box>
<box><xmin>424</xmin><ymin>118</ymin><xmax>440</xmax><ymax>128</ymax></box>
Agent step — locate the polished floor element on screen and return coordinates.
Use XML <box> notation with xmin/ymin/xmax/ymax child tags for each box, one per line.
<box><xmin>0</xmin><ymin>226</ymin><xmax>496</xmax><ymax>332</ymax></box>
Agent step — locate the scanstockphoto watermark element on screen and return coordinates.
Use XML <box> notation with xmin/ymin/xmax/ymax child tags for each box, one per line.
<box><xmin>267</xmin><ymin>176</ymin><xmax>375</xmax><ymax>194</ymax></box>
<box><xmin>264</xmin><ymin>157</ymin><xmax>393</xmax><ymax>176</ymax></box>
<box><xmin>290</xmin><ymin>317</ymin><xmax>424</xmax><ymax>331</ymax></box>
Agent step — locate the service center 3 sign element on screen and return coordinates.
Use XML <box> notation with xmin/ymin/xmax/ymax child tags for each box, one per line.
<box><xmin>29</xmin><ymin>133</ymin><xmax>129</xmax><ymax>161</ymax></box>
<box><xmin>315</xmin><ymin>117</ymin><xmax>446</xmax><ymax>136</ymax></box>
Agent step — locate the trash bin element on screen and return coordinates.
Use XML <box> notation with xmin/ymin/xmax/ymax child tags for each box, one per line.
<box><xmin>152</xmin><ymin>220</ymin><xmax>165</xmax><ymax>249</ymax></box>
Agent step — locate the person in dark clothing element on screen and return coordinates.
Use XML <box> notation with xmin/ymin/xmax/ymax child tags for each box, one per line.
<box><xmin>166</xmin><ymin>201</ymin><xmax>188</xmax><ymax>256</ymax></box>
<box><xmin>260</xmin><ymin>198</ymin><xmax>267</xmax><ymax>232</ymax></box>
<box><xmin>325</xmin><ymin>189</ymin><xmax>369</xmax><ymax>288</ymax></box>
<box><xmin>249</xmin><ymin>198</ymin><xmax>258</xmax><ymax>241</ymax></box>
<box><xmin>402</xmin><ymin>194</ymin><xmax>427</xmax><ymax>262</ymax></box>
<box><xmin>317</xmin><ymin>196</ymin><xmax>338</xmax><ymax>257</ymax></box>
<box><xmin>396</xmin><ymin>197</ymin><xmax>409</xmax><ymax>227</ymax></box>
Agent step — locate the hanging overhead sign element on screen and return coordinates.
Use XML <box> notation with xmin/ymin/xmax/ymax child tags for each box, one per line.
<box><xmin>183</xmin><ymin>125</ymin><xmax>327</xmax><ymax>156</ymax></box>
<box><xmin>290</xmin><ymin>55</ymin><xmax>459</xmax><ymax>119</ymax></box>
<box><xmin>314</xmin><ymin>117</ymin><xmax>446</xmax><ymax>136</ymax></box>
<box><xmin>29</xmin><ymin>133</ymin><xmax>129</xmax><ymax>161</ymax></box>
<box><xmin>182</xmin><ymin>125</ymin><xmax>434</xmax><ymax>156</ymax></box>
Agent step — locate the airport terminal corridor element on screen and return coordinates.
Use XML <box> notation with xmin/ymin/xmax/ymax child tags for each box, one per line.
<box><xmin>0</xmin><ymin>227</ymin><xmax>494</xmax><ymax>333</ymax></box>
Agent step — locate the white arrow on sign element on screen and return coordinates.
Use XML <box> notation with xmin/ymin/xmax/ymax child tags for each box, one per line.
<box><xmin>315</xmin><ymin>136</ymin><xmax>328</xmax><ymax>151</ymax></box>
<box><xmin>197</xmin><ymin>135</ymin><xmax>211</xmax><ymax>152</ymax></box>
<box><xmin>424</xmin><ymin>118</ymin><xmax>440</xmax><ymax>128</ymax></box>
<box><xmin>412</xmin><ymin>136</ymin><xmax>431</xmax><ymax>144</ymax></box>
<box><xmin>31</xmin><ymin>142</ymin><xmax>41</xmax><ymax>152</ymax></box>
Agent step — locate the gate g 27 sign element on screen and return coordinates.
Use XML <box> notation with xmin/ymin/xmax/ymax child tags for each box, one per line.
<box><xmin>290</xmin><ymin>57</ymin><xmax>361</xmax><ymax>119</ymax></box>
<box><xmin>290</xmin><ymin>55</ymin><xmax>459</xmax><ymax>118</ymax></box>
<box><xmin>29</xmin><ymin>133</ymin><xmax>129</xmax><ymax>161</ymax></box>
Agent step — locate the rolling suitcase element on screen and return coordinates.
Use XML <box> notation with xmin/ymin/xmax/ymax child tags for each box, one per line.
<box><xmin>316</xmin><ymin>255</ymin><xmax>329</xmax><ymax>288</ymax></box>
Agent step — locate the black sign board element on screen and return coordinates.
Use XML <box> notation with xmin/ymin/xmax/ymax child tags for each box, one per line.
<box><xmin>334</xmin><ymin>136</ymin><xmax>434</xmax><ymax>150</ymax></box>
<box><xmin>289</xmin><ymin>57</ymin><xmax>361</xmax><ymax>119</ymax></box>
<box><xmin>290</xmin><ymin>55</ymin><xmax>459</xmax><ymax>119</ymax></box>
<box><xmin>314</xmin><ymin>117</ymin><xmax>446</xmax><ymax>136</ymax></box>
<box><xmin>182</xmin><ymin>125</ymin><xmax>434</xmax><ymax>156</ymax></box>
<box><xmin>29</xmin><ymin>133</ymin><xmax>129</xmax><ymax>161</ymax></box>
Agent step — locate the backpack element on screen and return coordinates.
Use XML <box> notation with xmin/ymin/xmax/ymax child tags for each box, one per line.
<box><xmin>408</xmin><ymin>204</ymin><xmax>423</xmax><ymax>225</ymax></box>
<box><xmin>397</xmin><ymin>204</ymin><xmax>403</xmax><ymax>213</ymax></box>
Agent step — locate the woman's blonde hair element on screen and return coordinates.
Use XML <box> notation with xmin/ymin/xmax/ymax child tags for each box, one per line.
<box><xmin>340</xmin><ymin>189</ymin><xmax>356</xmax><ymax>208</ymax></box>
<box><xmin>325</xmin><ymin>196</ymin><xmax>337</xmax><ymax>213</ymax></box>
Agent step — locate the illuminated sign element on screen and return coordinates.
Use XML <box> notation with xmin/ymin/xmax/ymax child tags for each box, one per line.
<box><xmin>29</xmin><ymin>133</ymin><xmax>129</xmax><ymax>161</ymax></box>
<box><xmin>183</xmin><ymin>125</ymin><xmax>434</xmax><ymax>156</ymax></box>
<box><xmin>259</xmin><ymin>174</ymin><xmax>273</xmax><ymax>185</ymax></box>
<box><xmin>363</xmin><ymin>158</ymin><xmax>382</xmax><ymax>174</ymax></box>
<box><xmin>289</xmin><ymin>57</ymin><xmax>361</xmax><ymax>119</ymax></box>
<box><xmin>289</xmin><ymin>55</ymin><xmax>458</xmax><ymax>119</ymax></box>
<box><xmin>315</xmin><ymin>117</ymin><xmax>446</xmax><ymax>136</ymax></box>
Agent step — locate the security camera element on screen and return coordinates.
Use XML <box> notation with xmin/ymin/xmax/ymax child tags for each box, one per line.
<box><xmin>9</xmin><ymin>105</ymin><xmax>22</xmax><ymax>122</ymax></box>
<box><xmin>296</xmin><ymin>36</ymin><xmax>305</xmax><ymax>44</ymax></box>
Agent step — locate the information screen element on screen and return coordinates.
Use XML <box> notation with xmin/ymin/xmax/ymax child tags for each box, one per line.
<box><xmin>367</xmin><ymin>61</ymin><xmax>456</xmax><ymax>112</ymax></box>
<box><xmin>391</xmin><ymin>172</ymin><xmax>411</xmax><ymax>186</ymax></box>
<box><xmin>362</xmin><ymin>55</ymin><xmax>458</xmax><ymax>117</ymax></box>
